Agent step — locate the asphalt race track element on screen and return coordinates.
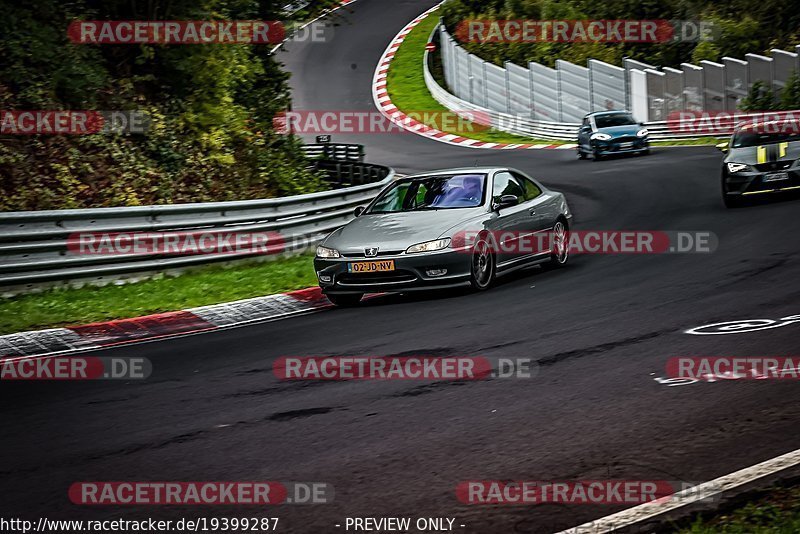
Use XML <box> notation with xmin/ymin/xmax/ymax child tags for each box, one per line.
<box><xmin>2</xmin><ymin>1</ymin><xmax>800</xmax><ymax>532</ymax></box>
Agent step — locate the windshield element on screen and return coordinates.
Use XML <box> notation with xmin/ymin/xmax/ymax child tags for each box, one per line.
<box><xmin>367</xmin><ymin>174</ymin><xmax>486</xmax><ymax>213</ymax></box>
<box><xmin>731</xmin><ymin>125</ymin><xmax>800</xmax><ymax>148</ymax></box>
<box><xmin>594</xmin><ymin>113</ymin><xmax>637</xmax><ymax>128</ymax></box>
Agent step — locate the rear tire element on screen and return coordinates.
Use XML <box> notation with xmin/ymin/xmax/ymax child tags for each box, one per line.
<box><xmin>543</xmin><ymin>219</ymin><xmax>569</xmax><ymax>269</ymax></box>
<box><xmin>326</xmin><ymin>293</ymin><xmax>363</xmax><ymax>307</ymax></box>
<box><xmin>469</xmin><ymin>236</ymin><xmax>495</xmax><ymax>290</ymax></box>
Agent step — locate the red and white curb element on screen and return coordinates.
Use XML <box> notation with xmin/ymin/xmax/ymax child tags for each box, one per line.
<box><xmin>0</xmin><ymin>287</ymin><xmax>331</xmax><ymax>361</ymax></box>
<box><xmin>370</xmin><ymin>5</ymin><xmax>577</xmax><ymax>151</ymax></box>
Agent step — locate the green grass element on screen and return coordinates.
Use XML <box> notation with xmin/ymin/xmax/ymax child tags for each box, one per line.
<box><xmin>387</xmin><ymin>9</ymin><xmax>724</xmax><ymax>148</ymax></box>
<box><xmin>386</xmin><ymin>9</ymin><xmax>565</xmax><ymax>146</ymax></box>
<box><xmin>651</xmin><ymin>136</ymin><xmax>725</xmax><ymax>146</ymax></box>
<box><xmin>0</xmin><ymin>255</ymin><xmax>318</xmax><ymax>335</ymax></box>
<box><xmin>678</xmin><ymin>486</ymin><xmax>800</xmax><ymax>533</ymax></box>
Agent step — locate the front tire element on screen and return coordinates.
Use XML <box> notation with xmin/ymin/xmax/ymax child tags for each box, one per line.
<box><xmin>577</xmin><ymin>148</ymin><xmax>587</xmax><ymax>160</ymax></box>
<box><xmin>326</xmin><ymin>293</ymin><xmax>363</xmax><ymax>307</ymax></box>
<box><xmin>722</xmin><ymin>174</ymin><xmax>746</xmax><ymax>208</ymax></box>
<box><xmin>469</xmin><ymin>236</ymin><xmax>495</xmax><ymax>290</ymax></box>
<box><xmin>593</xmin><ymin>149</ymin><xmax>603</xmax><ymax>161</ymax></box>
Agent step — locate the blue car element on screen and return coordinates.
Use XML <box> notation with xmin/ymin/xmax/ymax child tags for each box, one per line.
<box><xmin>576</xmin><ymin>110</ymin><xmax>650</xmax><ymax>160</ymax></box>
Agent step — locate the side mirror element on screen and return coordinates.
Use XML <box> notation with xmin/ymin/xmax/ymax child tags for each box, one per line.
<box><xmin>353</xmin><ymin>206</ymin><xmax>365</xmax><ymax>217</ymax></box>
<box><xmin>493</xmin><ymin>195</ymin><xmax>519</xmax><ymax>211</ymax></box>
<box><xmin>716</xmin><ymin>142</ymin><xmax>729</xmax><ymax>153</ymax></box>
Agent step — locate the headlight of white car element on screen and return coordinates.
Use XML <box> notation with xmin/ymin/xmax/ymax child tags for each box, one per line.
<box><xmin>726</xmin><ymin>162</ymin><xmax>751</xmax><ymax>173</ymax></box>
<box><xmin>590</xmin><ymin>132</ymin><xmax>612</xmax><ymax>141</ymax></box>
<box><xmin>316</xmin><ymin>245</ymin><xmax>340</xmax><ymax>258</ymax></box>
<box><xmin>636</xmin><ymin>128</ymin><xmax>649</xmax><ymax>137</ymax></box>
<box><xmin>406</xmin><ymin>238</ymin><xmax>451</xmax><ymax>254</ymax></box>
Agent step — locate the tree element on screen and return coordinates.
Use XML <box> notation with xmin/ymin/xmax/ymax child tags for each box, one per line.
<box><xmin>740</xmin><ymin>81</ymin><xmax>777</xmax><ymax>112</ymax></box>
<box><xmin>780</xmin><ymin>71</ymin><xmax>800</xmax><ymax>110</ymax></box>
<box><xmin>0</xmin><ymin>0</ymin><xmax>324</xmax><ymax>210</ymax></box>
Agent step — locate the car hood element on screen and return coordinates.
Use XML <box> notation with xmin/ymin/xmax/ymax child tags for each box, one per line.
<box><xmin>727</xmin><ymin>141</ymin><xmax>800</xmax><ymax>165</ymax></box>
<box><xmin>323</xmin><ymin>209</ymin><xmax>482</xmax><ymax>254</ymax></box>
<box><xmin>597</xmin><ymin>124</ymin><xmax>642</xmax><ymax>137</ymax></box>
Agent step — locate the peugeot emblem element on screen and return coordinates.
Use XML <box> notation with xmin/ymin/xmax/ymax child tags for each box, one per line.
<box><xmin>365</xmin><ymin>247</ymin><xmax>379</xmax><ymax>257</ymax></box>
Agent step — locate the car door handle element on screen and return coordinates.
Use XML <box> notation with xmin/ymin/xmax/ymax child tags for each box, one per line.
<box><xmin>528</xmin><ymin>208</ymin><xmax>536</xmax><ymax>215</ymax></box>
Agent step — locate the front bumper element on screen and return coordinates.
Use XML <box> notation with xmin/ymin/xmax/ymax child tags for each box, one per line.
<box><xmin>723</xmin><ymin>166</ymin><xmax>800</xmax><ymax>197</ymax></box>
<box><xmin>314</xmin><ymin>249</ymin><xmax>472</xmax><ymax>295</ymax></box>
<box><xmin>592</xmin><ymin>137</ymin><xmax>649</xmax><ymax>155</ymax></box>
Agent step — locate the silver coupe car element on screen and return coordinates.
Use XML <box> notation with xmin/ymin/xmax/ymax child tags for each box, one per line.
<box><xmin>314</xmin><ymin>167</ymin><xmax>573</xmax><ymax>306</ymax></box>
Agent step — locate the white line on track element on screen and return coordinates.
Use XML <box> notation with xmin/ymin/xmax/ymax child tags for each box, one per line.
<box><xmin>554</xmin><ymin>446</ymin><xmax>800</xmax><ymax>533</ymax></box>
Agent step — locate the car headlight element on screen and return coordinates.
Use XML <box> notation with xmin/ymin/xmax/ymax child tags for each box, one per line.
<box><xmin>590</xmin><ymin>133</ymin><xmax>612</xmax><ymax>141</ymax></box>
<box><xmin>405</xmin><ymin>238</ymin><xmax>451</xmax><ymax>254</ymax></box>
<box><xmin>726</xmin><ymin>162</ymin><xmax>751</xmax><ymax>173</ymax></box>
<box><xmin>316</xmin><ymin>245</ymin><xmax>340</xmax><ymax>258</ymax></box>
<box><xmin>636</xmin><ymin>128</ymin><xmax>649</xmax><ymax>137</ymax></box>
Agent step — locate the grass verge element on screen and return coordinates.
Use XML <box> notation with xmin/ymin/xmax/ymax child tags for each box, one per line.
<box><xmin>652</xmin><ymin>136</ymin><xmax>725</xmax><ymax>146</ymax></box>
<box><xmin>387</xmin><ymin>8</ymin><xmax>723</xmax><ymax>148</ymax></box>
<box><xmin>386</xmin><ymin>9</ymin><xmax>566</xmax><ymax>146</ymax></box>
<box><xmin>678</xmin><ymin>485</ymin><xmax>800</xmax><ymax>533</ymax></box>
<box><xmin>0</xmin><ymin>255</ymin><xmax>318</xmax><ymax>335</ymax></box>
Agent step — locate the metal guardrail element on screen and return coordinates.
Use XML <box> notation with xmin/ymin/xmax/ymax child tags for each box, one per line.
<box><xmin>302</xmin><ymin>143</ymin><xmax>365</xmax><ymax>162</ymax></box>
<box><xmin>303</xmin><ymin>144</ymin><xmax>391</xmax><ymax>188</ymax></box>
<box><xmin>425</xmin><ymin>26</ymin><xmax>733</xmax><ymax>141</ymax></box>
<box><xmin>0</xmin><ymin>165</ymin><xmax>394</xmax><ymax>294</ymax></box>
<box><xmin>316</xmin><ymin>161</ymin><xmax>390</xmax><ymax>187</ymax></box>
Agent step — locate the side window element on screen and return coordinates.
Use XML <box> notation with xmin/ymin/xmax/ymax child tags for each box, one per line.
<box><xmin>492</xmin><ymin>172</ymin><xmax>525</xmax><ymax>203</ymax></box>
<box><xmin>512</xmin><ymin>172</ymin><xmax>542</xmax><ymax>201</ymax></box>
<box><xmin>582</xmin><ymin>117</ymin><xmax>590</xmax><ymax>129</ymax></box>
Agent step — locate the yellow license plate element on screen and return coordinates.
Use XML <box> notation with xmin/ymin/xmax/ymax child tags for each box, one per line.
<box><xmin>348</xmin><ymin>260</ymin><xmax>395</xmax><ymax>273</ymax></box>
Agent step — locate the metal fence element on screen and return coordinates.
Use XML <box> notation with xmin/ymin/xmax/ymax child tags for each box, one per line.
<box><xmin>428</xmin><ymin>44</ymin><xmax>696</xmax><ymax>141</ymax></box>
<box><xmin>302</xmin><ymin>143</ymin><xmax>391</xmax><ymax>187</ymax></box>
<box><xmin>0</xmin><ymin>165</ymin><xmax>394</xmax><ymax>295</ymax></box>
<box><xmin>427</xmin><ymin>38</ymin><xmax>796</xmax><ymax>141</ymax></box>
<box><xmin>301</xmin><ymin>143</ymin><xmax>365</xmax><ymax>162</ymax></box>
<box><xmin>438</xmin><ymin>23</ymin><xmax>800</xmax><ymax>124</ymax></box>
